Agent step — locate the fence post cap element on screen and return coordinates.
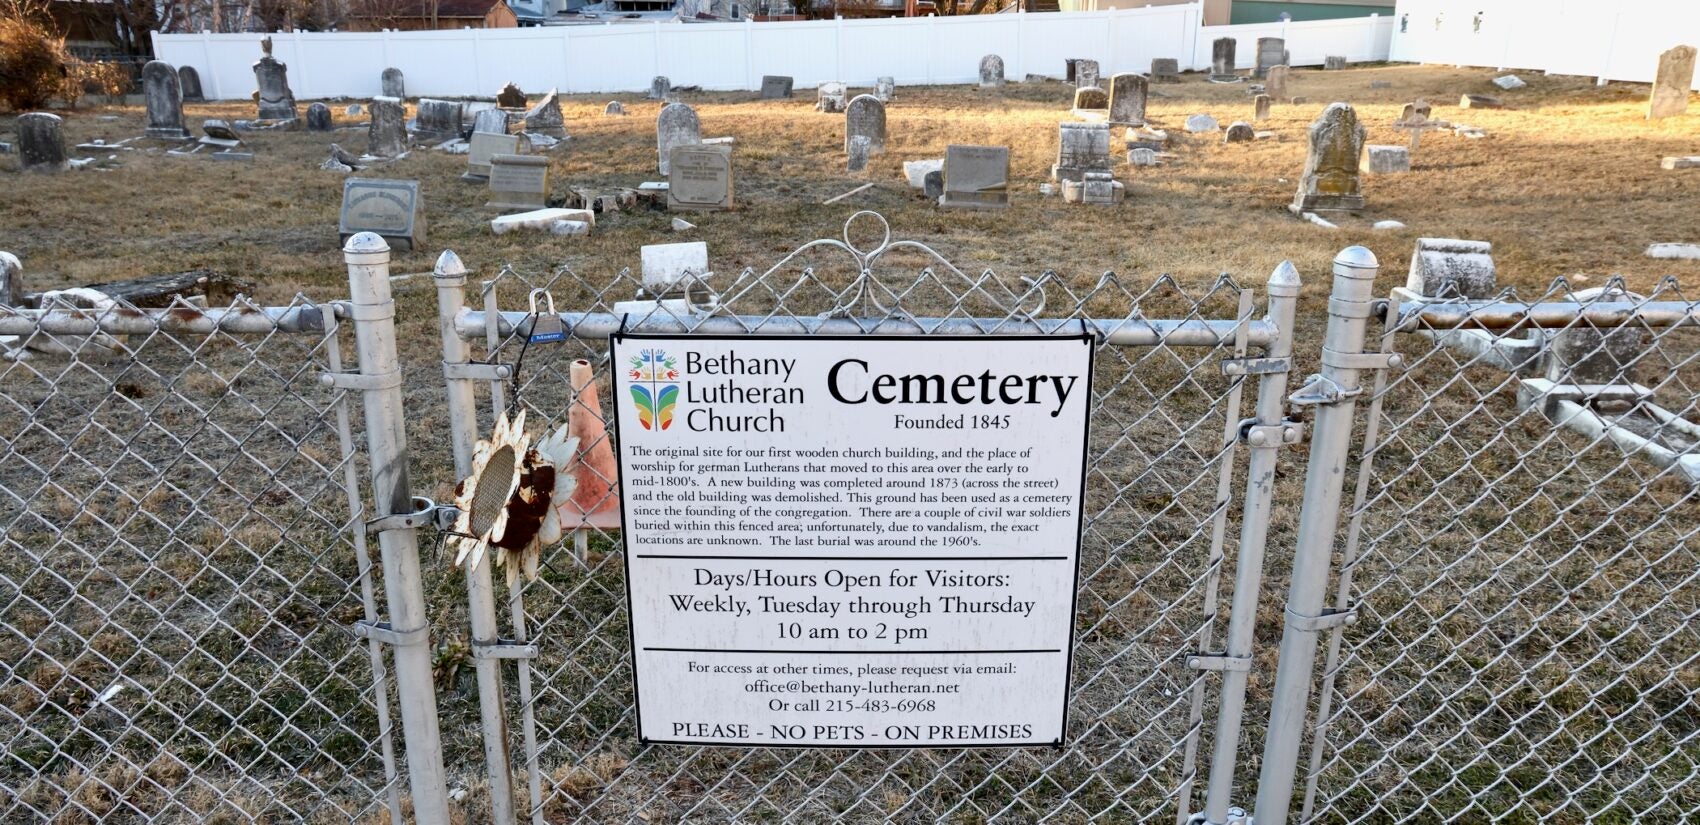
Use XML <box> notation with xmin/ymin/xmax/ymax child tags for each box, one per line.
<box><xmin>1333</xmin><ymin>245</ymin><xmax>1379</xmax><ymax>271</ymax></box>
<box><xmin>433</xmin><ymin>250</ymin><xmax>467</xmax><ymax>278</ymax></box>
<box><xmin>344</xmin><ymin>232</ymin><xmax>391</xmax><ymax>256</ymax></box>
<box><xmin>1268</xmin><ymin>260</ymin><xmax>1301</xmax><ymax>293</ymax></box>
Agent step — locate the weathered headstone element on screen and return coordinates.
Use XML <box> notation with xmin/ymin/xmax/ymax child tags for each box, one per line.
<box><xmin>497</xmin><ymin>82</ymin><xmax>526</xmax><ymax>108</ymax></box>
<box><xmin>875</xmin><ymin>76</ymin><xmax>895</xmax><ymax>102</ymax></box>
<box><xmin>307</xmin><ymin>102</ymin><xmax>333</xmax><ymax>132</ymax></box>
<box><xmin>202</xmin><ymin>119</ymin><xmax>240</xmax><ymax>143</ymax></box>
<box><xmin>1291</xmin><ymin>102</ymin><xmax>1366</xmax><ymax>213</ymax></box>
<box><xmin>1062</xmin><ymin>170</ymin><xmax>1123</xmax><ymax>205</ymax></box>
<box><xmin>178</xmin><ymin>66</ymin><xmax>204</xmax><ymax>102</ymax></box>
<box><xmin>368</xmin><ymin>98</ymin><xmax>407</xmax><ymax>158</ymax></box>
<box><xmin>413</xmin><ymin>99</ymin><xmax>464</xmax><ymax>141</ymax></box>
<box><xmin>815</xmin><ymin>82</ymin><xmax>847</xmax><ymax>113</ymax></box>
<box><xmin>1052</xmin><ymin>121</ymin><xmax>1112</xmax><ymax>182</ymax></box>
<box><xmin>938</xmin><ymin>144</ymin><xmax>1009</xmax><ymax>209</ymax></box>
<box><xmin>847</xmin><ymin>135</ymin><xmax>871</xmax><ymax>173</ymax></box>
<box><xmin>1151</xmin><ymin>58</ymin><xmax>1181</xmax><ymax>83</ymax></box>
<box><xmin>1265</xmin><ymin>65</ymin><xmax>1290</xmax><ymax>101</ymax></box>
<box><xmin>252</xmin><ymin>37</ymin><xmax>297</xmax><ymax>120</ymax></box>
<box><xmin>1407</xmin><ymin>238</ymin><xmax>1495</xmax><ymax>298</ymax></box>
<box><xmin>1107</xmin><ymin>73</ymin><xmax>1148</xmax><ymax>126</ymax></box>
<box><xmin>381</xmin><ymin>67</ymin><xmax>405</xmax><ymax>99</ymax></box>
<box><xmin>979</xmin><ymin>55</ymin><xmax>1005</xmax><ymax>88</ymax></box>
<box><xmin>1459</xmin><ymin>94</ymin><xmax>1503</xmax><ymax>109</ymax></box>
<box><xmin>1254</xmin><ymin>94</ymin><xmax>1271</xmax><ymax>121</ymax></box>
<box><xmin>0</xmin><ymin>252</ymin><xmax>20</xmax><ymax>307</ymax></box>
<box><xmin>1325</xmin><ymin>56</ymin><xmax>1347</xmax><ymax>70</ymax></box>
<box><xmin>1648</xmin><ymin>45</ymin><xmax>1696</xmax><ymax>119</ymax></box>
<box><xmin>16</xmin><ymin>113</ymin><xmax>67</xmax><ymax>172</ymax></box>
<box><xmin>923</xmin><ymin>170</ymin><xmax>944</xmax><ymax>199</ymax></box>
<box><xmin>340</xmin><ymin>178</ymin><xmax>425</xmax><ymax>250</ymax></box>
<box><xmin>845</xmin><ymin>94</ymin><xmax>886</xmax><ymax>156</ymax></box>
<box><xmin>487</xmin><ymin>154</ymin><xmax>550</xmax><ymax>210</ymax></box>
<box><xmin>142</xmin><ymin>61</ymin><xmax>191</xmax><ymax>139</ymax></box>
<box><xmin>649</xmin><ymin>76</ymin><xmax>670</xmax><ymax>100</ymax></box>
<box><xmin>1127</xmin><ymin>147</ymin><xmax>1158</xmax><ymax>166</ymax></box>
<box><xmin>1211</xmin><ymin>38</ymin><xmax>1237</xmax><ymax>81</ymax></box>
<box><xmin>465</xmin><ymin>131</ymin><xmax>522</xmax><ymax>180</ymax></box>
<box><xmin>605</xmin><ymin>101</ymin><xmax>627</xmax><ymax>116</ymax></box>
<box><xmin>1073</xmin><ymin>87</ymin><xmax>1109</xmax><ymax>112</ymax></box>
<box><xmin>1363</xmin><ymin>144</ymin><xmax>1410</xmax><ymax>173</ymax></box>
<box><xmin>1185</xmin><ymin>114</ymin><xmax>1219</xmax><ymax>132</ymax></box>
<box><xmin>668</xmin><ymin>144</ymin><xmax>734</xmax><ymax>211</ymax></box>
<box><xmin>1255</xmin><ymin>38</ymin><xmax>1285</xmax><ymax>79</ymax></box>
<box><xmin>656</xmin><ymin>102</ymin><xmax>700</xmax><ymax>175</ymax></box>
<box><xmin>1548</xmin><ymin>286</ymin><xmax>1647</xmax><ymax>385</ymax></box>
<box><xmin>473</xmin><ymin>108</ymin><xmax>509</xmax><ymax>136</ymax></box>
<box><xmin>524</xmin><ymin>89</ymin><xmax>566</xmax><ymax>137</ymax></box>
<box><xmin>1398</xmin><ymin>100</ymin><xmax>1433</xmax><ymax>124</ymax></box>
<box><xmin>759</xmin><ymin>75</ymin><xmax>794</xmax><ymax>99</ymax></box>
<box><xmin>1662</xmin><ymin>156</ymin><xmax>1700</xmax><ymax>170</ymax></box>
<box><xmin>1223</xmin><ymin>121</ymin><xmax>1255</xmax><ymax>143</ymax></box>
<box><xmin>1492</xmin><ymin>74</ymin><xmax>1526</xmax><ymax>90</ymax></box>
<box><xmin>1075</xmin><ymin>59</ymin><xmax>1100</xmax><ymax>89</ymax></box>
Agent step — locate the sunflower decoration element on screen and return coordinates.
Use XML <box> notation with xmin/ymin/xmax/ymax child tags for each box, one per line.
<box><xmin>451</xmin><ymin>411</ymin><xmax>580</xmax><ymax>588</ymax></box>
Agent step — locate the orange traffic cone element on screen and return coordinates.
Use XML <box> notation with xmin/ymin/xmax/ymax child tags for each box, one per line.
<box><xmin>565</xmin><ymin>359</ymin><xmax>621</xmax><ymax>525</ymax></box>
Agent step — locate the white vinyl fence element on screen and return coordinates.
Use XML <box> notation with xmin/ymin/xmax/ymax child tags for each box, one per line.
<box><xmin>1390</xmin><ymin>0</ymin><xmax>1700</xmax><ymax>90</ymax></box>
<box><xmin>150</xmin><ymin>3</ymin><xmax>1393</xmax><ymax>101</ymax></box>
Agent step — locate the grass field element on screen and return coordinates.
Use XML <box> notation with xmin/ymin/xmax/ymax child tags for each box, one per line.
<box><xmin>2</xmin><ymin>62</ymin><xmax>1699</xmax><ymax>823</ymax></box>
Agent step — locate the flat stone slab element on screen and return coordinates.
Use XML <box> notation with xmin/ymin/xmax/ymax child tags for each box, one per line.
<box><xmin>491</xmin><ymin>207</ymin><xmax>595</xmax><ymax>234</ymax></box>
<box><xmin>1662</xmin><ymin>156</ymin><xmax>1700</xmax><ymax>170</ymax></box>
<box><xmin>1647</xmin><ymin>243</ymin><xmax>1700</xmax><ymax>260</ymax></box>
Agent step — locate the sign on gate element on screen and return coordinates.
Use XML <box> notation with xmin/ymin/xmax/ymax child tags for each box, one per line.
<box><xmin>612</xmin><ymin>333</ymin><xmax>1093</xmax><ymax>748</ymax></box>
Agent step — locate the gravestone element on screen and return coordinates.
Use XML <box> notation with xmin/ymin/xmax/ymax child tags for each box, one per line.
<box><xmin>656</xmin><ymin>102</ymin><xmax>701</xmax><ymax>175</ymax></box>
<box><xmin>253</xmin><ymin>37</ymin><xmax>297</xmax><ymax>120</ymax></box>
<box><xmin>202</xmin><ymin>119</ymin><xmax>240</xmax><ymax>143</ymax></box>
<box><xmin>759</xmin><ymin>75</ymin><xmax>794</xmax><ymax>99</ymax></box>
<box><xmin>524</xmin><ymin>89</ymin><xmax>566</xmax><ymax>137</ymax></box>
<box><xmin>340</xmin><ymin>178</ymin><xmax>425</xmax><ymax>250</ymax></box>
<box><xmin>381</xmin><ymin>67</ymin><xmax>405</xmax><ymax>99</ymax></box>
<box><xmin>1459</xmin><ymin>94</ymin><xmax>1503</xmax><ymax>109</ymax></box>
<box><xmin>979</xmin><ymin>55</ymin><xmax>1005</xmax><ymax>88</ymax></box>
<box><xmin>848</xmin><ymin>135</ymin><xmax>871</xmax><ymax>173</ymax></box>
<box><xmin>1107</xmin><ymin>73</ymin><xmax>1147</xmax><ymax>126</ymax></box>
<box><xmin>306</xmin><ymin>102</ymin><xmax>333</xmax><ymax>132</ymax></box>
<box><xmin>1364</xmin><ymin>144</ymin><xmax>1410</xmax><ymax>173</ymax></box>
<box><xmin>1548</xmin><ymin>286</ymin><xmax>1647</xmax><ymax>385</ymax></box>
<box><xmin>413</xmin><ymin>99</ymin><xmax>464</xmax><ymax>141</ymax></box>
<box><xmin>875</xmin><ymin>76</ymin><xmax>895</xmax><ymax>102</ymax></box>
<box><xmin>1254</xmin><ymin>93</ymin><xmax>1271</xmax><ymax>121</ymax></box>
<box><xmin>465</xmin><ymin>131</ymin><xmax>522</xmax><ymax>180</ymax></box>
<box><xmin>1407</xmin><ymin>238</ymin><xmax>1496</xmax><ymax>298</ymax></box>
<box><xmin>1128</xmin><ymin>147</ymin><xmax>1158</xmax><ymax>166</ymax></box>
<box><xmin>1648</xmin><ymin>45</ymin><xmax>1696</xmax><ymax>119</ymax></box>
<box><xmin>605</xmin><ymin>101</ymin><xmax>627</xmax><ymax>116</ymax></box>
<box><xmin>178</xmin><ymin>66</ymin><xmax>204</xmax><ymax>102</ymax></box>
<box><xmin>143</xmin><ymin>61</ymin><xmax>191</xmax><ymax>139</ymax></box>
<box><xmin>938</xmin><ymin>144</ymin><xmax>1009</xmax><ymax>209</ymax></box>
<box><xmin>1185</xmin><ymin>114</ymin><xmax>1218</xmax><ymax>132</ymax></box>
<box><xmin>1265</xmin><ymin>65</ymin><xmax>1289</xmax><ymax>101</ymax></box>
<box><xmin>1062</xmin><ymin>170</ymin><xmax>1123</xmax><ymax>205</ymax></box>
<box><xmin>1662</xmin><ymin>156</ymin><xmax>1700</xmax><ymax>169</ymax></box>
<box><xmin>1065</xmin><ymin>59</ymin><xmax>1081</xmax><ymax>83</ymax></box>
<box><xmin>497</xmin><ymin>82</ymin><xmax>526</xmax><ymax>108</ymax></box>
<box><xmin>1493</xmin><ymin>74</ymin><xmax>1526</xmax><ymax>90</ymax></box>
<box><xmin>473</xmin><ymin>108</ymin><xmax>509</xmax><ymax>135</ymax></box>
<box><xmin>1075</xmin><ymin>59</ymin><xmax>1100</xmax><ymax>89</ymax></box>
<box><xmin>1211</xmin><ymin>38</ymin><xmax>1237</xmax><ymax>81</ymax></box>
<box><xmin>815</xmin><ymin>82</ymin><xmax>847</xmax><ymax>113</ymax></box>
<box><xmin>1073</xmin><ymin>87</ymin><xmax>1109</xmax><ymax>112</ymax></box>
<box><xmin>1399</xmin><ymin>100</ymin><xmax>1433</xmax><ymax>123</ymax></box>
<box><xmin>16</xmin><ymin>113</ymin><xmax>66</xmax><ymax>172</ymax></box>
<box><xmin>667</xmin><ymin>144</ymin><xmax>734</xmax><ymax>211</ymax></box>
<box><xmin>923</xmin><ymin>170</ymin><xmax>944</xmax><ymax>199</ymax></box>
<box><xmin>1051</xmin><ymin>121</ymin><xmax>1112</xmax><ymax>182</ymax></box>
<box><xmin>1291</xmin><ymin>102</ymin><xmax>1366</xmax><ymax>213</ymax></box>
<box><xmin>1255</xmin><ymin>38</ymin><xmax>1285</xmax><ymax>78</ymax></box>
<box><xmin>1223</xmin><ymin>121</ymin><xmax>1255</xmax><ymax>143</ymax></box>
<box><xmin>1151</xmin><ymin>58</ymin><xmax>1181</xmax><ymax>83</ymax></box>
<box><xmin>487</xmin><ymin>154</ymin><xmax>550</xmax><ymax>210</ymax></box>
<box><xmin>368</xmin><ymin>98</ymin><xmax>407</xmax><ymax>158</ymax></box>
<box><xmin>1325</xmin><ymin>55</ymin><xmax>1347</xmax><ymax>70</ymax></box>
<box><xmin>649</xmin><ymin>76</ymin><xmax>670</xmax><ymax>100</ymax></box>
<box><xmin>845</xmin><ymin>94</ymin><xmax>886</xmax><ymax>155</ymax></box>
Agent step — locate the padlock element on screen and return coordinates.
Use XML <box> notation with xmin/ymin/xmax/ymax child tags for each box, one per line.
<box><xmin>527</xmin><ymin>289</ymin><xmax>564</xmax><ymax>344</ymax></box>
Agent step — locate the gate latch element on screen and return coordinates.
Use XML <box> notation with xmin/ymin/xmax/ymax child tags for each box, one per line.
<box><xmin>1288</xmin><ymin>374</ymin><xmax>1362</xmax><ymax>407</ymax></box>
<box><xmin>1185</xmin><ymin>653</ymin><xmax>1252</xmax><ymax>673</ymax></box>
<box><xmin>1220</xmin><ymin>356</ymin><xmax>1290</xmax><ymax>377</ymax></box>
<box><xmin>1285</xmin><ymin>605</ymin><xmax>1359</xmax><ymax>633</ymax></box>
<box><xmin>1238</xmin><ymin>417</ymin><xmax>1305</xmax><ymax>448</ymax></box>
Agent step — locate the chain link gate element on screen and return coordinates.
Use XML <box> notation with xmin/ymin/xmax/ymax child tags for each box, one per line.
<box><xmin>1253</xmin><ymin>247</ymin><xmax>1700</xmax><ymax>824</ymax></box>
<box><xmin>0</xmin><ymin>235</ymin><xmax>448</xmax><ymax>823</ymax></box>
<box><xmin>427</xmin><ymin>214</ymin><xmax>1304</xmax><ymax>823</ymax></box>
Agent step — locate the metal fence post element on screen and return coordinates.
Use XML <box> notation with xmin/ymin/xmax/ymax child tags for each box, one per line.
<box><xmin>343</xmin><ymin>232</ymin><xmax>453</xmax><ymax>825</ymax></box>
<box><xmin>435</xmin><ymin>250</ymin><xmax>521</xmax><ymax>825</ymax></box>
<box><xmin>1252</xmin><ymin>246</ymin><xmax>1382</xmax><ymax>825</ymax></box>
<box><xmin>1198</xmin><ymin>261</ymin><xmax>1302</xmax><ymax>825</ymax></box>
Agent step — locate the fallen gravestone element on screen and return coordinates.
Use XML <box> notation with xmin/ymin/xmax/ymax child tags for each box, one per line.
<box><xmin>980</xmin><ymin>55</ymin><xmax>1005</xmax><ymax>88</ymax></box>
<box><xmin>760</xmin><ymin>76</ymin><xmax>794</xmax><ymax>99</ymax></box>
<box><xmin>382</xmin><ymin>67</ymin><xmax>405</xmax><ymax>99</ymax></box>
<box><xmin>178</xmin><ymin>66</ymin><xmax>204</xmax><ymax>102</ymax></box>
<box><xmin>1291</xmin><ymin>102</ymin><xmax>1366</xmax><ymax>213</ymax></box>
<box><xmin>667</xmin><ymin>144</ymin><xmax>734</xmax><ymax>211</ymax></box>
<box><xmin>1459</xmin><ymin>94</ymin><xmax>1503</xmax><ymax>109</ymax></box>
<box><xmin>903</xmin><ymin>158</ymin><xmax>943</xmax><ymax>188</ymax></box>
<box><xmin>938</xmin><ymin>144</ymin><xmax>1009</xmax><ymax>209</ymax></box>
<box><xmin>497</xmin><ymin>82</ymin><xmax>526</xmax><ymax>108</ymax></box>
<box><xmin>845</xmin><ymin>95</ymin><xmax>886</xmax><ymax>156</ymax></box>
<box><xmin>487</xmin><ymin>154</ymin><xmax>550</xmax><ymax>210</ymax></box>
<box><xmin>143</xmin><ymin>61</ymin><xmax>192</xmax><ymax>139</ymax></box>
<box><xmin>656</xmin><ymin>102</ymin><xmax>701</xmax><ymax>175</ymax></box>
<box><xmin>307</xmin><ymin>102</ymin><xmax>333</xmax><ymax>132</ymax></box>
<box><xmin>340</xmin><ymin>178</ymin><xmax>424</xmax><ymax>249</ymax></box>
<box><xmin>1662</xmin><ymin>156</ymin><xmax>1700</xmax><ymax>170</ymax></box>
<box><xmin>1493</xmin><ymin>74</ymin><xmax>1526</xmax><ymax>90</ymax></box>
<box><xmin>1649</xmin><ymin>45</ymin><xmax>1697</xmax><ymax>119</ymax></box>
<box><xmin>1107</xmin><ymin>73</ymin><xmax>1147</xmax><ymax>126</ymax></box>
<box><xmin>253</xmin><ymin>37</ymin><xmax>297</xmax><ymax>121</ymax></box>
<box><xmin>1185</xmin><ymin>114</ymin><xmax>1219</xmax><ymax>132</ymax></box>
<box><xmin>524</xmin><ymin>89</ymin><xmax>566</xmax><ymax>137</ymax></box>
<box><xmin>16</xmin><ymin>113</ymin><xmax>67</xmax><ymax>172</ymax></box>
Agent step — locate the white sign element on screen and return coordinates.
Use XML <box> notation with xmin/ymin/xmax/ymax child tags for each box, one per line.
<box><xmin>612</xmin><ymin>334</ymin><xmax>1093</xmax><ymax>748</ymax></box>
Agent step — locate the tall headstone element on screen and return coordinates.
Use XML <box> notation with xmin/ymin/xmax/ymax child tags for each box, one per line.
<box><xmin>1075</xmin><ymin>59</ymin><xmax>1101</xmax><ymax>89</ymax></box>
<box><xmin>369</xmin><ymin>98</ymin><xmax>407</xmax><ymax>158</ymax></box>
<box><xmin>1648</xmin><ymin>45</ymin><xmax>1697</xmax><ymax>120</ymax></box>
<box><xmin>845</xmin><ymin>94</ymin><xmax>886</xmax><ymax>156</ymax></box>
<box><xmin>1291</xmin><ymin>102</ymin><xmax>1367</xmax><ymax>213</ymax></box>
<box><xmin>667</xmin><ymin>144</ymin><xmax>734</xmax><ymax>211</ymax></box>
<box><xmin>252</xmin><ymin>37</ymin><xmax>297</xmax><ymax>120</ymax></box>
<box><xmin>1051</xmin><ymin>121</ymin><xmax>1112</xmax><ymax>182</ymax></box>
<box><xmin>1254</xmin><ymin>94</ymin><xmax>1271</xmax><ymax>121</ymax></box>
<box><xmin>815</xmin><ymin>82</ymin><xmax>847</xmax><ymax>113</ymax></box>
<box><xmin>875</xmin><ymin>76</ymin><xmax>895</xmax><ymax>102</ymax></box>
<box><xmin>1255</xmin><ymin>38</ymin><xmax>1285</xmax><ymax>78</ymax></box>
<box><xmin>1107</xmin><ymin>73</ymin><xmax>1147</xmax><ymax>126</ymax></box>
<box><xmin>473</xmin><ymin>108</ymin><xmax>509</xmax><ymax>135</ymax></box>
<box><xmin>649</xmin><ymin>76</ymin><xmax>670</xmax><ymax>100</ymax></box>
<box><xmin>487</xmin><ymin>154</ymin><xmax>550</xmax><ymax>210</ymax></box>
<box><xmin>979</xmin><ymin>55</ymin><xmax>1005</xmax><ymax>88</ymax></box>
<box><xmin>340</xmin><ymin>178</ymin><xmax>425</xmax><ymax>250</ymax></box>
<box><xmin>413</xmin><ymin>99</ymin><xmax>464</xmax><ymax>141</ymax></box>
<box><xmin>524</xmin><ymin>89</ymin><xmax>566</xmax><ymax>137</ymax></box>
<box><xmin>178</xmin><ymin>66</ymin><xmax>204</xmax><ymax>102</ymax></box>
<box><xmin>306</xmin><ymin>102</ymin><xmax>333</xmax><ymax>132</ymax></box>
<box><xmin>497</xmin><ymin>82</ymin><xmax>526</xmax><ymax>109</ymax></box>
<box><xmin>759</xmin><ymin>75</ymin><xmax>794</xmax><ymax>99</ymax></box>
<box><xmin>142</xmin><ymin>61</ymin><xmax>191</xmax><ymax>139</ymax></box>
<box><xmin>1211</xmin><ymin>38</ymin><xmax>1237</xmax><ymax>81</ymax></box>
<box><xmin>16</xmin><ymin>113</ymin><xmax>67</xmax><ymax>172</ymax></box>
<box><xmin>938</xmin><ymin>144</ymin><xmax>1009</xmax><ymax>209</ymax></box>
<box><xmin>1151</xmin><ymin>58</ymin><xmax>1181</xmax><ymax>83</ymax></box>
<box><xmin>381</xmin><ymin>67</ymin><xmax>405</xmax><ymax>99</ymax></box>
<box><xmin>656</xmin><ymin>102</ymin><xmax>700</xmax><ymax>175</ymax></box>
<box><xmin>1265</xmin><ymin>65</ymin><xmax>1290</xmax><ymax>101</ymax></box>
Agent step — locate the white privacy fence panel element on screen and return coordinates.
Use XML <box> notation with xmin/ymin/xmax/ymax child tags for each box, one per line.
<box><xmin>1390</xmin><ymin>0</ymin><xmax>1700</xmax><ymax>90</ymax></box>
<box><xmin>152</xmin><ymin>2</ymin><xmax>1391</xmax><ymax>101</ymax></box>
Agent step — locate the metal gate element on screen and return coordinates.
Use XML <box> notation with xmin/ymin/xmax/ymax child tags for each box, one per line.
<box><xmin>430</xmin><ymin>214</ymin><xmax>1301</xmax><ymax>823</ymax></box>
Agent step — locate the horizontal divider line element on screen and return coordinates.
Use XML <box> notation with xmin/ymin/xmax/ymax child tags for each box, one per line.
<box><xmin>644</xmin><ymin>647</ymin><xmax>1061</xmax><ymax>655</ymax></box>
<box><xmin>633</xmin><ymin>555</ymin><xmax>1070</xmax><ymax>561</ymax></box>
